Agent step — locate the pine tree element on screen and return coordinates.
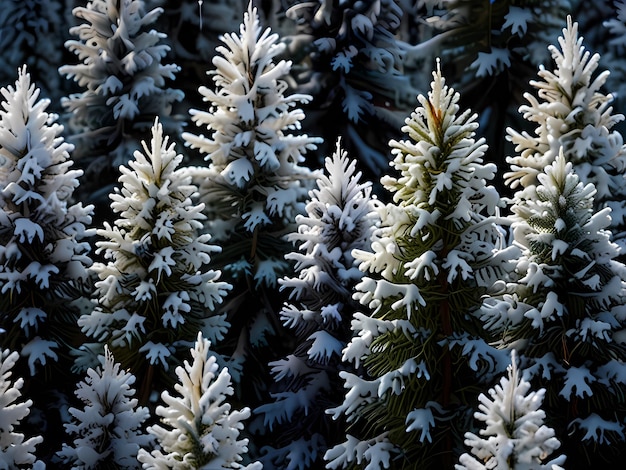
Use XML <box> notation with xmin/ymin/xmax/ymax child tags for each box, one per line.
<box><xmin>59</xmin><ymin>0</ymin><xmax>183</xmax><ymax>224</ymax></box>
<box><xmin>324</xmin><ymin>61</ymin><xmax>516</xmax><ymax>469</ymax></box>
<box><xmin>500</xmin><ymin>152</ymin><xmax>626</xmax><ymax>466</ymax></box>
<box><xmin>255</xmin><ymin>139</ymin><xmax>380</xmax><ymax>469</ymax></box>
<box><xmin>182</xmin><ymin>1</ymin><xmax>321</xmax><ymax>404</ymax></box>
<box><xmin>138</xmin><ymin>332</ymin><xmax>262</xmax><ymax>469</ymax></box>
<box><xmin>0</xmin><ymin>348</ymin><xmax>44</xmax><ymax>469</ymax></box>
<box><xmin>58</xmin><ymin>345</ymin><xmax>151</xmax><ymax>469</ymax></box>
<box><xmin>78</xmin><ymin>118</ymin><xmax>231</xmax><ymax>403</ymax></box>
<box><xmin>506</xmin><ymin>16</ymin><xmax>626</xmax><ymax>247</ymax></box>
<box><xmin>0</xmin><ymin>66</ymin><xmax>94</xmax><ymax>375</ymax></box>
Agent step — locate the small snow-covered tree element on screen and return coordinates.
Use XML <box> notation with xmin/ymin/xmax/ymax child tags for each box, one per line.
<box><xmin>506</xmin><ymin>16</ymin><xmax>626</xmax><ymax>246</ymax></box>
<box><xmin>0</xmin><ymin>348</ymin><xmax>44</xmax><ymax>468</ymax></box>
<box><xmin>58</xmin><ymin>345</ymin><xmax>151</xmax><ymax>469</ymax></box>
<box><xmin>255</xmin><ymin>139</ymin><xmax>380</xmax><ymax>469</ymax></box>
<box><xmin>325</xmin><ymin>61</ymin><xmax>516</xmax><ymax>469</ymax></box>
<box><xmin>457</xmin><ymin>350</ymin><xmax>566</xmax><ymax>470</ymax></box>
<box><xmin>501</xmin><ymin>152</ymin><xmax>626</xmax><ymax>466</ymax></box>
<box><xmin>78</xmin><ymin>118</ymin><xmax>231</xmax><ymax>402</ymax></box>
<box><xmin>0</xmin><ymin>66</ymin><xmax>94</xmax><ymax>376</ymax></box>
<box><xmin>182</xmin><ymin>1</ymin><xmax>321</xmax><ymax>405</ymax></box>
<box><xmin>138</xmin><ymin>332</ymin><xmax>262</xmax><ymax>469</ymax></box>
<box><xmin>59</xmin><ymin>0</ymin><xmax>183</xmax><ymax>224</ymax></box>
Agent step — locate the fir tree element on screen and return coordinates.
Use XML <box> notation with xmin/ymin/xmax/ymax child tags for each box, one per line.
<box><xmin>500</xmin><ymin>152</ymin><xmax>626</xmax><ymax>467</ymax></box>
<box><xmin>59</xmin><ymin>0</ymin><xmax>183</xmax><ymax>224</ymax></box>
<box><xmin>0</xmin><ymin>66</ymin><xmax>94</xmax><ymax>375</ymax></box>
<box><xmin>505</xmin><ymin>16</ymin><xmax>626</xmax><ymax>247</ymax></box>
<box><xmin>0</xmin><ymin>348</ymin><xmax>44</xmax><ymax>469</ymax></box>
<box><xmin>255</xmin><ymin>139</ymin><xmax>380</xmax><ymax>469</ymax></box>
<box><xmin>78</xmin><ymin>118</ymin><xmax>231</xmax><ymax>403</ymax></box>
<box><xmin>58</xmin><ymin>345</ymin><xmax>151</xmax><ymax>469</ymax></box>
<box><xmin>324</xmin><ymin>61</ymin><xmax>516</xmax><ymax>469</ymax></box>
<box><xmin>182</xmin><ymin>1</ymin><xmax>321</xmax><ymax>404</ymax></box>
<box><xmin>457</xmin><ymin>351</ymin><xmax>566</xmax><ymax>470</ymax></box>
<box><xmin>138</xmin><ymin>332</ymin><xmax>262</xmax><ymax>470</ymax></box>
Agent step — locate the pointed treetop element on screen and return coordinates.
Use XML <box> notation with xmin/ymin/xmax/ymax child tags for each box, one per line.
<box><xmin>137</xmin><ymin>331</ymin><xmax>262</xmax><ymax>469</ymax></box>
<box><xmin>385</xmin><ymin>57</ymin><xmax>496</xmax><ymax>218</ymax></box>
<box><xmin>0</xmin><ymin>66</ymin><xmax>67</xmax><ymax>180</ymax></box>
<box><xmin>505</xmin><ymin>15</ymin><xmax>626</xmax><ymax>192</ymax></box>
<box><xmin>458</xmin><ymin>350</ymin><xmax>566</xmax><ymax>470</ymax></box>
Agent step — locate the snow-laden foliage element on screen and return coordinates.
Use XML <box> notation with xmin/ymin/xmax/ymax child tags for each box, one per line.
<box><xmin>138</xmin><ymin>332</ymin><xmax>262</xmax><ymax>469</ymax></box>
<box><xmin>0</xmin><ymin>0</ymin><xmax>66</xmax><ymax>106</ymax></box>
<box><xmin>0</xmin><ymin>66</ymin><xmax>94</xmax><ymax>375</ymax></box>
<box><xmin>58</xmin><ymin>345</ymin><xmax>151</xmax><ymax>469</ymax></box>
<box><xmin>282</xmin><ymin>0</ymin><xmax>419</xmax><ymax>179</ymax></box>
<box><xmin>457</xmin><ymin>351</ymin><xmax>566</xmax><ymax>470</ymax></box>
<box><xmin>0</xmin><ymin>348</ymin><xmax>44</xmax><ymax>468</ymax></box>
<box><xmin>182</xmin><ymin>1</ymin><xmax>320</xmax><ymax>406</ymax></box>
<box><xmin>325</xmin><ymin>61</ymin><xmax>516</xmax><ymax>468</ymax></box>
<box><xmin>506</xmin><ymin>16</ymin><xmax>626</xmax><ymax>242</ymax></box>
<box><xmin>60</xmin><ymin>0</ymin><xmax>183</xmax><ymax>224</ymax></box>
<box><xmin>78</xmin><ymin>118</ymin><xmax>231</xmax><ymax>401</ymax></box>
<box><xmin>183</xmin><ymin>0</ymin><xmax>320</xmax><ymax>288</ymax></box>
<box><xmin>501</xmin><ymin>152</ymin><xmax>626</xmax><ymax>466</ymax></box>
<box><xmin>255</xmin><ymin>139</ymin><xmax>380</xmax><ymax>469</ymax></box>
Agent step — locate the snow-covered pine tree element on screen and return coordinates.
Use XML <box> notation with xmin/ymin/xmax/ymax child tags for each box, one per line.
<box><xmin>324</xmin><ymin>61</ymin><xmax>516</xmax><ymax>469</ymax></box>
<box><xmin>506</xmin><ymin>16</ymin><xmax>626</xmax><ymax>249</ymax></box>
<box><xmin>58</xmin><ymin>345</ymin><xmax>151</xmax><ymax>469</ymax></box>
<box><xmin>501</xmin><ymin>151</ymin><xmax>626</xmax><ymax>466</ymax></box>
<box><xmin>254</xmin><ymin>139</ymin><xmax>380</xmax><ymax>469</ymax></box>
<box><xmin>138</xmin><ymin>332</ymin><xmax>262</xmax><ymax>469</ymax></box>
<box><xmin>457</xmin><ymin>350</ymin><xmax>565</xmax><ymax>470</ymax></box>
<box><xmin>0</xmin><ymin>348</ymin><xmax>44</xmax><ymax>469</ymax></box>
<box><xmin>182</xmin><ymin>1</ymin><xmax>321</xmax><ymax>405</ymax></box>
<box><xmin>77</xmin><ymin>118</ymin><xmax>231</xmax><ymax>403</ymax></box>
<box><xmin>0</xmin><ymin>66</ymin><xmax>94</xmax><ymax>376</ymax></box>
<box><xmin>59</xmin><ymin>0</ymin><xmax>183</xmax><ymax>225</ymax></box>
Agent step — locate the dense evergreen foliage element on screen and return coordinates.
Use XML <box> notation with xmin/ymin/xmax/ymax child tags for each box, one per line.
<box><xmin>78</xmin><ymin>118</ymin><xmax>230</xmax><ymax>402</ymax></box>
<box><xmin>1</xmin><ymin>2</ymin><xmax>626</xmax><ymax>468</ymax></box>
<box><xmin>256</xmin><ymin>139</ymin><xmax>380</xmax><ymax>469</ymax></box>
<box><xmin>325</xmin><ymin>62</ymin><xmax>515</xmax><ymax>469</ymax></box>
<box><xmin>182</xmin><ymin>2</ymin><xmax>321</xmax><ymax>409</ymax></box>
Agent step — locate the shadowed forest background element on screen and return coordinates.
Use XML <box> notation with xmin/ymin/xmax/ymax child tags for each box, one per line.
<box><xmin>1</xmin><ymin>1</ymin><xmax>626</xmax><ymax>468</ymax></box>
